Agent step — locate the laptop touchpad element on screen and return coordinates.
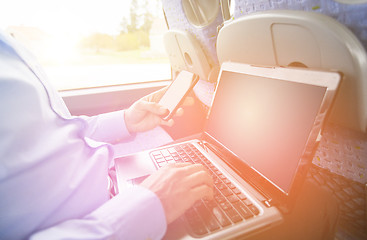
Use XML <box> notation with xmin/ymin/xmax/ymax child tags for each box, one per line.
<box><xmin>114</xmin><ymin>152</ymin><xmax>156</xmax><ymax>181</ymax></box>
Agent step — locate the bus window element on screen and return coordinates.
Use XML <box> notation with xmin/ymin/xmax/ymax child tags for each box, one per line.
<box><xmin>0</xmin><ymin>0</ymin><xmax>170</xmax><ymax>91</ymax></box>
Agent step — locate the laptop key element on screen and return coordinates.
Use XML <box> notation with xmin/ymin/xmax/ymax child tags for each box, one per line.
<box><xmin>224</xmin><ymin>208</ymin><xmax>243</xmax><ymax>223</ymax></box>
<box><xmin>190</xmin><ymin>222</ymin><xmax>208</xmax><ymax>236</ymax></box>
<box><xmin>154</xmin><ymin>157</ymin><xmax>165</xmax><ymax>163</ymax></box>
<box><xmin>227</xmin><ymin>195</ymin><xmax>239</xmax><ymax>203</ymax></box>
<box><xmin>207</xmin><ymin>163</ymin><xmax>215</xmax><ymax>169</ymax></box>
<box><xmin>237</xmin><ymin>193</ymin><xmax>247</xmax><ymax>200</ymax></box>
<box><xmin>216</xmin><ymin>183</ymin><xmax>226</xmax><ymax>190</ymax></box>
<box><xmin>214</xmin><ymin>194</ymin><xmax>226</xmax><ymax>203</ymax></box>
<box><xmin>168</xmin><ymin>147</ymin><xmax>177</xmax><ymax>154</ymax></box>
<box><xmin>151</xmin><ymin>151</ymin><xmax>161</xmax><ymax>156</ymax></box>
<box><xmin>195</xmin><ymin>202</ymin><xmax>220</xmax><ymax>232</ymax></box>
<box><xmin>204</xmin><ymin>199</ymin><xmax>217</xmax><ymax>209</ymax></box>
<box><xmin>161</xmin><ymin>149</ymin><xmax>171</xmax><ymax>158</ymax></box>
<box><xmin>223</xmin><ymin>179</ymin><xmax>231</xmax><ymax>184</ymax></box>
<box><xmin>214</xmin><ymin>178</ymin><xmax>221</xmax><ymax>185</ymax></box>
<box><xmin>233</xmin><ymin>188</ymin><xmax>241</xmax><ymax>195</ymax></box>
<box><xmin>173</xmin><ymin>156</ymin><xmax>182</xmax><ymax>161</ymax></box>
<box><xmin>185</xmin><ymin>209</ymin><xmax>208</xmax><ymax>236</ymax></box>
<box><xmin>248</xmin><ymin>204</ymin><xmax>260</xmax><ymax>215</ymax></box>
<box><xmin>212</xmin><ymin>206</ymin><xmax>231</xmax><ymax>227</ymax></box>
<box><xmin>221</xmin><ymin>188</ymin><xmax>233</xmax><ymax>197</ymax></box>
<box><xmin>165</xmin><ymin>156</ymin><xmax>174</xmax><ymax>161</ymax></box>
<box><xmin>158</xmin><ymin>162</ymin><xmax>168</xmax><ymax>167</ymax></box>
<box><xmin>233</xmin><ymin>202</ymin><xmax>254</xmax><ymax>219</ymax></box>
<box><xmin>219</xmin><ymin>201</ymin><xmax>232</xmax><ymax>211</ymax></box>
<box><xmin>218</xmin><ymin>174</ymin><xmax>226</xmax><ymax>180</ymax></box>
<box><xmin>184</xmin><ymin>158</ymin><xmax>194</xmax><ymax>164</ymax></box>
<box><xmin>243</xmin><ymin>198</ymin><xmax>253</xmax><ymax>206</ymax></box>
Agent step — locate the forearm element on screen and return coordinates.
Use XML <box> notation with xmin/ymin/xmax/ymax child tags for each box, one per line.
<box><xmin>81</xmin><ymin>110</ymin><xmax>135</xmax><ymax>144</ymax></box>
<box><xmin>30</xmin><ymin>186</ymin><xmax>167</xmax><ymax>240</ymax></box>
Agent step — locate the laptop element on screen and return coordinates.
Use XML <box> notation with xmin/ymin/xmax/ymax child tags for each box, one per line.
<box><xmin>114</xmin><ymin>62</ymin><xmax>341</xmax><ymax>239</ymax></box>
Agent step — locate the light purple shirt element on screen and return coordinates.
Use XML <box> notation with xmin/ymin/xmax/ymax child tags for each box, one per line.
<box><xmin>0</xmin><ymin>30</ymin><xmax>167</xmax><ymax>240</ymax></box>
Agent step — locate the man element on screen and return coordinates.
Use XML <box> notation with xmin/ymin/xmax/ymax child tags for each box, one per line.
<box><xmin>0</xmin><ymin>30</ymin><xmax>213</xmax><ymax>239</ymax></box>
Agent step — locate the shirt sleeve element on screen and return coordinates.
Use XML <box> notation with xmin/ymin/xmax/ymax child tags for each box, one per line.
<box><xmin>29</xmin><ymin>186</ymin><xmax>167</xmax><ymax>240</ymax></box>
<box><xmin>0</xmin><ymin>32</ymin><xmax>166</xmax><ymax>240</ymax></box>
<box><xmin>81</xmin><ymin>110</ymin><xmax>135</xmax><ymax>144</ymax></box>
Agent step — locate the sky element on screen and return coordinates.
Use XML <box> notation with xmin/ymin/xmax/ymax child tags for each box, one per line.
<box><xmin>0</xmin><ymin>0</ymin><xmax>162</xmax><ymax>63</ymax></box>
<box><xmin>0</xmin><ymin>0</ymin><xmax>136</xmax><ymax>36</ymax></box>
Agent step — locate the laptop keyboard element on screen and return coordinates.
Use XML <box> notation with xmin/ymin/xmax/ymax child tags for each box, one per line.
<box><xmin>150</xmin><ymin>143</ymin><xmax>260</xmax><ymax>237</ymax></box>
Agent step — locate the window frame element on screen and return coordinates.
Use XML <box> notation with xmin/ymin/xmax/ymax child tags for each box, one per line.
<box><xmin>61</xmin><ymin>80</ymin><xmax>171</xmax><ymax>116</ymax></box>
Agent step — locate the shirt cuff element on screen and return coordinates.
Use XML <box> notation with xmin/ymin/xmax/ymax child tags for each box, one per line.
<box><xmin>83</xmin><ymin>110</ymin><xmax>135</xmax><ymax>144</ymax></box>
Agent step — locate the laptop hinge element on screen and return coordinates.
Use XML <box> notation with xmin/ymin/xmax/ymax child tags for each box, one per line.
<box><xmin>254</xmin><ymin>190</ymin><xmax>275</xmax><ymax>208</ymax></box>
<box><xmin>263</xmin><ymin>199</ymin><xmax>272</xmax><ymax>208</ymax></box>
<box><xmin>263</xmin><ymin>198</ymin><xmax>278</xmax><ymax>208</ymax></box>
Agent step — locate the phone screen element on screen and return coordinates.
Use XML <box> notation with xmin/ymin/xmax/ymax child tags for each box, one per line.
<box><xmin>159</xmin><ymin>71</ymin><xmax>198</xmax><ymax>119</ymax></box>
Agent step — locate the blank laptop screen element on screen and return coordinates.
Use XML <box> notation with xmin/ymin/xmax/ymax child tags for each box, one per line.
<box><xmin>205</xmin><ymin>70</ymin><xmax>326</xmax><ymax>193</ymax></box>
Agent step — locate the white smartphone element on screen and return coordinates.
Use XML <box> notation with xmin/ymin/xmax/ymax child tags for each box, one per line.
<box><xmin>159</xmin><ymin>70</ymin><xmax>199</xmax><ymax>120</ymax></box>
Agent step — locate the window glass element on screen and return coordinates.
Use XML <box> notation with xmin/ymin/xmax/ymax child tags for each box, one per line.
<box><xmin>0</xmin><ymin>0</ymin><xmax>171</xmax><ymax>90</ymax></box>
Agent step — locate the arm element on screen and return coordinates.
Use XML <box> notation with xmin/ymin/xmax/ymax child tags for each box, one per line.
<box><xmin>0</xmin><ymin>35</ymin><xmax>167</xmax><ymax>240</ymax></box>
<box><xmin>30</xmin><ymin>186</ymin><xmax>167</xmax><ymax>240</ymax></box>
<box><xmin>81</xmin><ymin>110</ymin><xmax>133</xmax><ymax>144</ymax></box>
<box><xmin>0</xmin><ymin>32</ymin><xmax>211</xmax><ymax>240</ymax></box>
<box><xmin>0</xmin><ymin>61</ymin><xmax>166</xmax><ymax>240</ymax></box>
<box><xmin>81</xmin><ymin>88</ymin><xmax>175</xmax><ymax>144</ymax></box>
<box><xmin>30</xmin><ymin>163</ymin><xmax>214</xmax><ymax>240</ymax></box>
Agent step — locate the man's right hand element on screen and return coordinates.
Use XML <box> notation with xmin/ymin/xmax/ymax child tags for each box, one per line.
<box><xmin>140</xmin><ymin>163</ymin><xmax>214</xmax><ymax>224</ymax></box>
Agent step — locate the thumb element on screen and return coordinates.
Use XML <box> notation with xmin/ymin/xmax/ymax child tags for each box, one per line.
<box><xmin>137</xmin><ymin>100</ymin><xmax>169</xmax><ymax>116</ymax></box>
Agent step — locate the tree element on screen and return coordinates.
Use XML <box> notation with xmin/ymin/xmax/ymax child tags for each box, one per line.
<box><xmin>79</xmin><ymin>33</ymin><xmax>115</xmax><ymax>52</ymax></box>
<box><xmin>141</xmin><ymin>10</ymin><xmax>153</xmax><ymax>33</ymax></box>
<box><xmin>127</xmin><ymin>0</ymin><xmax>140</xmax><ymax>33</ymax></box>
<box><xmin>120</xmin><ymin>17</ymin><xmax>129</xmax><ymax>34</ymax></box>
<box><xmin>124</xmin><ymin>0</ymin><xmax>155</xmax><ymax>34</ymax></box>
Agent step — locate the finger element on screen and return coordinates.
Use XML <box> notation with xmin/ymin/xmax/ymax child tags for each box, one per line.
<box><xmin>175</xmin><ymin>108</ymin><xmax>184</xmax><ymax>117</ymax></box>
<box><xmin>182</xmin><ymin>170</ymin><xmax>213</xmax><ymax>189</ymax></box>
<box><xmin>181</xmin><ymin>163</ymin><xmax>208</xmax><ymax>175</ymax></box>
<box><xmin>170</xmin><ymin>162</ymin><xmax>192</xmax><ymax>168</ymax></box>
<box><xmin>160</xmin><ymin>118</ymin><xmax>174</xmax><ymax>127</ymax></box>
<box><xmin>190</xmin><ymin>184</ymin><xmax>214</xmax><ymax>201</ymax></box>
<box><xmin>143</xmin><ymin>87</ymin><xmax>168</xmax><ymax>102</ymax></box>
<box><xmin>137</xmin><ymin>100</ymin><xmax>168</xmax><ymax>116</ymax></box>
<box><xmin>158</xmin><ymin>163</ymin><xmax>194</xmax><ymax>173</ymax></box>
<box><xmin>164</xmin><ymin>163</ymin><xmax>208</xmax><ymax>179</ymax></box>
<box><xmin>182</xmin><ymin>96</ymin><xmax>194</xmax><ymax>107</ymax></box>
<box><xmin>164</xmin><ymin>162</ymin><xmax>191</xmax><ymax>168</ymax></box>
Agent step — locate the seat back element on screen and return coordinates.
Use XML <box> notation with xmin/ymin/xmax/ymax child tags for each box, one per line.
<box><xmin>217</xmin><ymin>10</ymin><xmax>367</xmax><ymax>132</ymax></box>
<box><xmin>162</xmin><ymin>0</ymin><xmax>224</xmax><ymax>81</ymax></box>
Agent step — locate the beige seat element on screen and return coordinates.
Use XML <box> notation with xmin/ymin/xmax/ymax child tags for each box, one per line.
<box><xmin>216</xmin><ymin>10</ymin><xmax>367</xmax><ymax>133</ymax></box>
<box><xmin>163</xmin><ymin>30</ymin><xmax>212</xmax><ymax>81</ymax></box>
<box><xmin>216</xmin><ymin>10</ymin><xmax>367</xmax><ymax>239</ymax></box>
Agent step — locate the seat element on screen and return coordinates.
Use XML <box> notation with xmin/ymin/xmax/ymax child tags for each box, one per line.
<box><xmin>162</xmin><ymin>0</ymin><xmax>367</xmax><ymax>237</ymax></box>
<box><xmin>160</xmin><ymin>0</ymin><xmax>225</xmax><ymax>139</ymax></box>
<box><xmin>216</xmin><ymin>10</ymin><xmax>367</xmax><ymax>133</ymax></box>
<box><xmin>163</xmin><ymin>30</ymin><xmax>212</xmax><ymax>81</ymax></box>
<box><xmin>216</xmin><ymin>10</ymin><xmax>367</xmax><ymax>239</ymax></box>
<box><xmin>162</xmin><ymin>0</ymin><xmax>223</xmax><ymax>81</ymax></box>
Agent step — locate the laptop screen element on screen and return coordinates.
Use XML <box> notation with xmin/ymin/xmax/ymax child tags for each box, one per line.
<box><xmin>205</xmin><ymin>69</ymin><xmax>327</xmax><ymax>194</ymax></box>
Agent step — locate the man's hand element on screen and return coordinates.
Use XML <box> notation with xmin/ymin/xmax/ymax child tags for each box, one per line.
<box><xmin>124</xmin><ymin>87</ymin><xmax>193</xmax><ymax>133</ymax></box>
<box><xmin>141</xmin><ymin>163</ymin><xmax>214</xmax><ymax>224</ymax></box>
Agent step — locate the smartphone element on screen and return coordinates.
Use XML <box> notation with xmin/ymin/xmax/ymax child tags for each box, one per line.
<box><xmin>159</xmin><ymin>70</ymin><xmax>199</xmax><ymax>120</ymax></box>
